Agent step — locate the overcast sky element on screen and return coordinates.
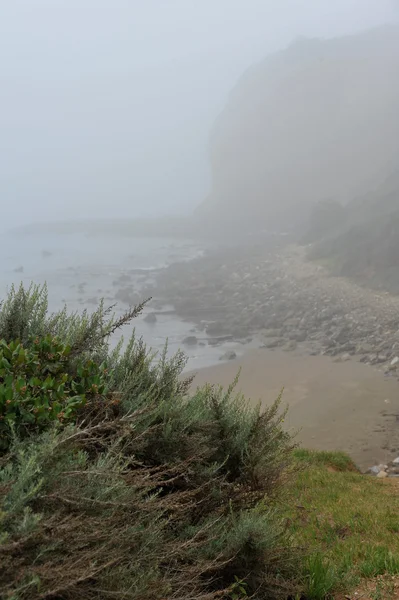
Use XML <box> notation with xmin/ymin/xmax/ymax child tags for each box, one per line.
<box><xmin>1</xmin><ymin>0</ymin><xmax>398</xmax><ymax>227</ymax></box>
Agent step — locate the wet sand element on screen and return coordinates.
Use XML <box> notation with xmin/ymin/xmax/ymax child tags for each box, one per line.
<box><xmin>191</xmin><ymin>348</ymin><xmax>399</xmax><ymax>471</ymax></box>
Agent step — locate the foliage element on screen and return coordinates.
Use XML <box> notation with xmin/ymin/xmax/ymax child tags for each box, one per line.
<box><xmin>0</xmin><ymin>284</ymin><xmax>298</xmax><ymax>600</ymax></box>
<box><xmin>280</xmin><ymin>450</ymin><xmax>399</xmax><ymax>599</ymax></box>
<box><xmin>0</xmin><ymin>336</ymin><xmax>108</xmax><ymax>449</ymax></box>
<box><xmin>303</xmin><ymin>199</ymin><xmax>347</xmax><ymax>244</ymax></box>
<box><xmin>0</xmin><ymin>282</ymin><xmax>148</xmax><ymax>358</ymax></box>
<box><xmin>306</xmin><ymin>177</ymin><xmax>399</xmax><ymax>294</ymax></box>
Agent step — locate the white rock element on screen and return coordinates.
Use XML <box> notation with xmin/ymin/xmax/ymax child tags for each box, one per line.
<box><xmin>368</xmin><ymin>465</ymin><xmax>381</xmax><ymax>475</ymax></box>
<box><xmin>392</xmin><ymin>457</ymin><xmax>399</xmax><ymax>465</ymax></box>
<box><xmin>377</xmin><ymin>470</ymin><xmax>388</xmax><ymax>478</ymax></box>
<box><xmin>391</xmin><ymin>356</ymin><xmax>399</xmax><ymax>366</ymax></box>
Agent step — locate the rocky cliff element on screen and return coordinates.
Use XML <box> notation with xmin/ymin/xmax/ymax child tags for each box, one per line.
<box><xmin>199</xmin><ymin>25</ymin><xmax>399</xmax><ymax>231</ymax></box>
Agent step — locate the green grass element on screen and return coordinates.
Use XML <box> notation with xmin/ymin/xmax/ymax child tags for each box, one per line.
<box><xmin>281</xmin><ymin>450</ymin><xmax>399</xmax><ymax>599</ymax></box>
<box><xmin>293</xmin><ymin>448</ymin><xmax>358</xmax><ymax>472</ymax></box>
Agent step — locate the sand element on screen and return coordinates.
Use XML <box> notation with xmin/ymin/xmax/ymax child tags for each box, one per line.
<box><xmin>191</xmin><ymin>348</ymin><xmax>399</xmax><ymax>471</ymax></box>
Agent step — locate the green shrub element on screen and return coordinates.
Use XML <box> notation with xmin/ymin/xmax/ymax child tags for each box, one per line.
<box><xmin>0</xmin><ymin>284</ymin><xmax>298</xmax><ymax>600</ymax></box>
<box><xmin>0</xmin><ymin>336</ymin><xmax>108</xmax><ymax>448</ymax></box>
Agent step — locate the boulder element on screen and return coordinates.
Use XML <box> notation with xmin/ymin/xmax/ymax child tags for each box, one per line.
<box><xmin>144</xmin><ymin>313</ymin><xmax>157</xmax><ymax>324</ymax></box>
<box><xmin>183</xmin><ymin>336</ymin><xmax>198</xmax><ymax>346</ymax></box>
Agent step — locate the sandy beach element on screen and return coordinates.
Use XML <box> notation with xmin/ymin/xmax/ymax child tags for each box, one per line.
<box><xmin>191</xmin><ymin>348</ymin><xmax>399</xmax><ymax>471</ymax></box>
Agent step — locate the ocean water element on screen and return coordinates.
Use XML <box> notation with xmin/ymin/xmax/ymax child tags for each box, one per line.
<box><xmin>0</xmin><ymin>230</ymin><xmax>250</xmax><ymax>371</ymax></box>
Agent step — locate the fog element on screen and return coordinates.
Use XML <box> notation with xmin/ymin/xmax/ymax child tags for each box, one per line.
<box><xmin>1</xmin><ymin>0</ymin><xmax>398</xmax><ymax>229</ymax></box>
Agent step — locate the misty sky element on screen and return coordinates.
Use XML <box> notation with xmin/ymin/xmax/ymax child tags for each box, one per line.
<box><xmin>1</xmin><ymin>1</ymin><xmax>398</xmax><ymax>228</ymax></box>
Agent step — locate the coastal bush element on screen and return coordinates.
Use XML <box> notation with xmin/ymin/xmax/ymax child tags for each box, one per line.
<box><xmin>0</xmin><ymin>336</ymin><xmax>108</xmax><ymax>449</ymax></box>
<box><xmin>0</xmin><ymin>284</ymin><xmax>298</xmax><ymax>600</ymax></box>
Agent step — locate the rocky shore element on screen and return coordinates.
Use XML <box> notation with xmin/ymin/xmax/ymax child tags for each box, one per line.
<box><xmin>151</xmin><ymin>243</ymin><xmax>399</xmax><ymax>378</ymax></box>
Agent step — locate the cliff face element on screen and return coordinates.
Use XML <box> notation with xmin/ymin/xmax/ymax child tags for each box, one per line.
<box><xmin>200</xmin><ymin>26</ymin><xmax>399</xmax><ymax>231</ymax></box>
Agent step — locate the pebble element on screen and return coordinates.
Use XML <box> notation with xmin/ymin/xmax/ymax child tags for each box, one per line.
<box><xmin>182</xmin><ymin>336</ymin><xmax>198</xmax><ymax>346</ymax></box>
<box><xmin>219</xmin><ymin>350</ymin><xmax>237</xmax><ymax>361</ymax></box>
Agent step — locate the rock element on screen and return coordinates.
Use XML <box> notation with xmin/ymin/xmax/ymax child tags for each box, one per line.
<box><xmin>262</xmin><ymin>338</ymin><xmax>281</xmax><ymax>349</ymax></box>
<box><xmin>368</xmin><ymin>465</ymin><xmax>381</xmax><ymax>475</ymax></box>
<box><xmin>283</xmin><ymin>340</ymin><xmax>297</xmax><ymax>351</ymax></box>
<box><xmin>291</xmin><ymin>331</ymin><xmax>307</xmax><ymax>342</ymax></box>
<box><xmin>333</xmin><ymin>327</ymin><xmax>350</xmax><ymax>344</ymax></box>
<box><xmin>206</xmin><ymin>322</ymin><xmax>230</xmax><ymax>336</ymax></box>
<box><xmin>284</xmin><ymin>317</ymin><xmax>301</xmax><ymax>327</ymax></box>
<box><xmin>356</xmin><ymin>342</ymin><xmax>374</xmax><ymax>354</ymax></box>
<box><xmin>144</xmin><ymin>313</ymin><xmax>157</xmax><ymax>324</ymax></box>
<box><xmin>117</xmin><ymin>273</ymin><xmax>132</xmax><ymax>284</ymax></box>
<box><xmin>263</xmin><ymin>328</ymin><xmax>282</xmax><ymax>338</ymax></box>
<box><xmin>391</xmin><ymin>356</ymin><xmax>399</xmax><ymax>366</ymax></box>
<box><xmin>115</xmin><ymin>288</ymin><xmax>140</xmax><ymax>305</ymax></box>
<box><xmin>377</xmin><ymin>470</ymin><xmax>388</xmax><ymax>478</ymax></box>
<box><xmin>182</xmin><ymin>336</ymin><xmax>198</xmax><ymax>346</ymax></box>
<box><xmin>219</xmin><ymin>350</ymin><xmax>237</xmax><ymax>361</ymax></box>
<box><xmin>376</xmin><ymin>354</ymin><xmax>388</xmax><ymax>363</ymax></box>
<box><xmin>231</xmin><ymin>327</ymin><xmax>250</xmax><ymax>339</ymax></box>
<box><xmin>392</xmin><ymin>456</ymin><xmax>399</xmax><ymax>465</ymax></box>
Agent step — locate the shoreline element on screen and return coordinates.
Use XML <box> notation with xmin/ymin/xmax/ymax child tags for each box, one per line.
<box><xmin>153</xmin><ymin>243</ymin><xmax>399</xmax><ymax>377</ymax></box>
<box><xmin>150</xmin><ymin>241</ymin><xmax>399</xmax><ymax>470</ymax></box>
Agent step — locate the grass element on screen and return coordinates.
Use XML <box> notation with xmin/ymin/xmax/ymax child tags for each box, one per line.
<box><xmin>281</xmin><ymin>450</ymin><xmax>399</xmax><ymax>599</ymax></box>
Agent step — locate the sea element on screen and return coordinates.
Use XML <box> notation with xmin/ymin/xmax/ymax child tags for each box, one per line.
<box><xmin>0</xmin><ymin>229</ymin><xmax>252</xmax><ymax>371</ymax></box>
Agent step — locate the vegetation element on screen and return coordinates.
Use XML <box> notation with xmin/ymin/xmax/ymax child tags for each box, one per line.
<box><xmin>2</xmin><ymin>284</ymin><xmax>399</xmax><ymax>599</ymax></box>
<box><xmin>280</xmin><ymin>450</ymin><xmax>399</xmax><ymax>599</ymax></box>
<box><xmin>306</xmin><ymin>171</ymin><xmax>399</xmax><ymax>294</ymax></box>
<box><xmin>0</xmin><ymin>284</ymin><xmax>297</xmax><ymax>600</ymax></box>
<box><xmin>303</xmin><ymin>199</ymin><xmax>346</xmax><ymax>244</ymax></box>
<box><xmin>0</xmin><ymin>336</ymin><xmax>108</xmax><ymax>449</ymax></box>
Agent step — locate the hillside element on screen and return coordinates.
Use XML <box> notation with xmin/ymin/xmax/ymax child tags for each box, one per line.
<box><xmin>307</xmin><ymin>171</ymin><xmax>399</xmax><ymax>294</ymax></box>
<box><xmin>198</xmin><ymin>25</ymin><xmax>399</xmax><ymax>231</ymax></box>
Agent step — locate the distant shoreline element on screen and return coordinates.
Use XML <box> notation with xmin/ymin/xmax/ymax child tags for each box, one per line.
<box><xmin>10</xmin><ymin>216</ymin><xmax>198</xmax><ymax>239</ymax></box>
